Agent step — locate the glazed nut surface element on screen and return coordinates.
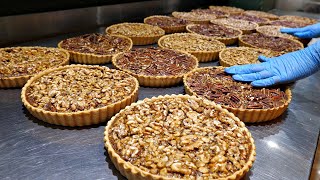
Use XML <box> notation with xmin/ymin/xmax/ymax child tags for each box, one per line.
<box><xmin>106</xmin><ymin>23</ymin><xmax>165</xmax><ymax>37</ymax></box>
<box><xmin>187</xmin><ymin>23</ymin><xmax>242</xmax><ymax>39</ymax></box>
<box><xmin>144</xmin><ymin>15</ymin><xmax>188</xmax><ymax>28</ymax></box>
<box><xmin>172</xmin><ymin>11</ymin><xmax>217</xmax><ymax>22</ymax></box>
<box><xmin>211</xmin><ymin>18</ymin><xmax>258</xmax><ymax>31</ymax></box>
<box><xmin>256</xmin><ymin>25</ymin><xmax>297</xmax><ymax>40</ymax></box>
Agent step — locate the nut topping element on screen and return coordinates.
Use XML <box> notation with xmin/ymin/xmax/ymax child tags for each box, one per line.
<box><xmin>187</xmin><ymin>23</ymin><xmax>241</xmax><ymax>38</ymax></box>
<box><xmin>106</xmin><ymin>23</ymin><xmax>165</xmax><ymax>37</ymax></box>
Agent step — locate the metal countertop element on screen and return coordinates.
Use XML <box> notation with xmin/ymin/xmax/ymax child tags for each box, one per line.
<box><xmin>1</xmin><ymin>22</ymin><xmax>320</xmax><ymax>180</ymax></box>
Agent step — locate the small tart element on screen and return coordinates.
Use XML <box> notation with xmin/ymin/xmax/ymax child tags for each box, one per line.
<box><xmin>209</xmin><ymin>5</ymin><xmax>245</xmax><ymax>15</ymax></box>
<box><xmin>21</xmin><ymin>65</ymin><xmax>139</xmax><ymax>126</ymax></box>
<box><xmin>219</xmin><ymin>47</ymin><xmax>282</xmax><ymax>67</ymax></box>
<box><xmin>191</xmin><ymin>8</ymin><xmax>229</xmax><ymax>18</ymax></box>
<box><xmin>239</xmin><ymin>33</ymin><xmax>304</xmax><ymax>53</ymax></box>
<box><xmin>105</xmin><ymin>23</ymin><xmax>165</xmax><ymax>45</ymax></box>
<box><xmin>256</xmin><ymin>25</ymin><xmax>297</xmax><ymax>40</ymax></box>
<box><xmin>184</xmin><ymin>67</ymin><xmax>292</xmax><ymax>122</ymax></box>
<box><xmin>0</xmin><ymin>47</ymin><xmax>69</xmax><ymax>88</ymax></box>
<box><xmin>230</xmin><ymin>14</ymin><xmax>270</xmax><ymax>25</ymax></box>
<box><xmin>104</xmin><ymin>94</ymin><xmax>256</xmax><ymax>179</ymax></box>
<box><xmin>172</xmin><ymin>11</ymin><xmax>216</xmax><ymax>24</ymax></box>
<box><xmin>243</xmin><ymin>10</ymin><xmax>278</xmax><ymax>20</ymax></box>
<box><xmin>112</xmin><ymin>48</ymin><xmax>198</xmax><ymax>87</ymax></box>
<box><xmin>186</xmin><ymin>23</ymin><xmax>242</xmax><ymax>45</ymax></box>
<box><xmin>158</xmin><ymin>33</ymin><xmax>226</xmax><ymax>62</ymax></box>
<box><xmin>211</xmin><ymin>18</ymin><xmax>259</xmax><ymax>34</ymax></box>
<box><xmin>144</xmin><ymin>15</ymin><xmax>188</xmax><ymax>34</ymax></box>
<box><xmin>279</xmin><ymin>15</ymin><xmax>318</xmax><ymax>25</ymax></box>
<box><xmin>58</xmin><ymin>33</ymin><xmax>132</xmax><ymax>64</ymax></box>
<box><xmin>269</xmin><ymin>20</ymin><xmax>310</xmax><ymax>28</ymax></box>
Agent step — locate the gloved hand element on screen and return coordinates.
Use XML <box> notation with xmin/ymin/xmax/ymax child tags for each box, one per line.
<box><xmin>225</xmin><ymin>41</ymin><xmax>320</xmax><ymax>87</ymax></box>
<box><xmin>281</xmin><ymin>22</ymin><xmax>320</xmax><ymax>39</ymax></box>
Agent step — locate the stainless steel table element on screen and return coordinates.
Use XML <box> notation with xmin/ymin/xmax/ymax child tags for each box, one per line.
<box><xmin>1</xmin><ymin>12</ymin><xmax>320</xmax><ymax>180</ymax></box>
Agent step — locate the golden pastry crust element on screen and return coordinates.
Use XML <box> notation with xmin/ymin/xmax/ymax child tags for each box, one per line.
<box><xmin>158</xmin><ymin>33</ymin><xmax>226</xmax><ymax>62</ymax></box>
<box><xmin>144</xmin><ymin>15</ymin><xmax>188</xmax><ymax>34</ymax></box>
<box><xmin>209</xmin><ymin>6</ymin><xmax>245</xmax><ymax>15</ymax></box>
<box><xmin>112</xmin><ymin>48</ymin><xmax>198</xmax><ymax>87</ymax></box>
<box><xmin>104</xmin><ymin>94</ymin><xmax>256</xmax><ymax>179</ymax></box>
<box><xmin>58</xmin><ymin>33</ymin><xmax>132</xmax><ymax>64</ymax></box>
<box><xmin>106</xmin><ymin>23</ymin><xmax>165</xmax><ymax>45</ymax></box>
<box><xmin>172</xmin><ymin>11</ymin><xmax>216</xmax><ymax>24</ymax></box>
<box><xmin>0</xmin><ymin>47</ymin><xmax>69</xmax><ymax>88</ymax></box>
<box><xmin>243</xmin><ymin>10</ymin><xmax>279</xmax><ymax>20</ymax></box>
<box><xmin>279</xmin><ymin>15</ymin><xmax>318</xmax><ymax>25</ymax></box>
<box><xmin>211</xmin><ymin>18</ymin><xmax>259</xmax><ymax>34</ymax></box>
<box><xmin>21</xmin><ymin>65</ymin><xmax>139</xmax><ymax>126</ymax></box>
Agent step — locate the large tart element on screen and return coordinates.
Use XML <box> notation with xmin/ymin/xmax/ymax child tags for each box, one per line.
<box><xmin>211</xmin><ymin>18</ymin><xmax>259</xmax><ymax>34</ymax></box>
<box><xmin>229</xmin><ymin>14</ymin><xmax>269</xmax><ymax>25</ymax></box>
<box><xmin>243</xmin><ymin>10</ymin><xmax>278</xmax><ymax>20</ymax></box>
<box><xmin>0</xmin><ymin>47</ymin><xmax>69</xmax><ymax>88</ymax></box>
<box><xmin>269</xmin><ymin>20</ymin><xmax>310</xmax><ymax>28</ymax></box>
<box><xmin>239</xmin><ymin>33</ymin><xmax>304</xmax><ymax>53</ymax></box>
<box><xmin>144</xmin><ymin>15</ymin><xmax>188</xmax><ymax>34</ymax></box>
<box><xmin>58</xmin><ymin>33</ymin><xmax>132</xmax><ymax>64</ymax></box>
<box><xmin>184</xmin><ymin>67</ymin><xmax>292</xmax><ymax>122</ymax></box>
<box><xmin>112</xmin><ymin>48</ymin><xmax>198</xmax><ymax>87</ymax></box>
<box><xmin>191</xmin><ymin>9</ymin><xmax>230</xmax><ymax>19</ymax></box>
<box><xmin>279</xmin><ymin>15</ymin><xmax>318</xmax><ymax>25</ymax></box>
<box><xmin>209</xmin><ymin>6</ymin><xmax>245</xmax><ymax>15</ymax></box>
<box><xmin>105</xmin><ymin>23</ymin><xmax>165</xmax><ymax>45</ymax></box>
<box><xmin>172</xmin><ymin>11</ymin><xmax>217</xmax><ymax>24</ymax></box>
<box><xmin>158</xmin><ymin>33</ymin><xmax>226</xmax><ymax>62</ymax></box>
<box><xmin>104</xmin><ymin>94</ymin><xmax>256</xmax><ymax>179</ymax></box>
<box><xmin>21</xmin><ymin>65</ymin><xmax>139</xmax><ymax>126</ymax></box>
<box><xmin>219</xmin><ymin>47</ymin><xmax>282</xmax><ymax>67</ymax></box>
<box><xmin>186</xmin><ymin>23</ymin><xmax>242</xmax><ymax>45</ymax></box>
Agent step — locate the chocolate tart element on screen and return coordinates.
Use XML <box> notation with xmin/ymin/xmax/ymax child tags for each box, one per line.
<box><xmin>0</xmin><ymin>47</ymin><xmax>69</xmax><ymax>88</ymax></box>
<box><xmin>279</xmin><ymin>15</ymin><xmax>318</xmax><ymax>25</ymax></box>
<box><xmin>211</xmin><ymin>18</ymin><xmax>259</xmax><ymax>34</ymax></box>
<box><xmin>21</xmin><ymin>65</ymin><xmax>139</xmax><ymax>126</ymax></box>
<box><xmin>104</xmin><ymin>94</ymin><xmax>256</xmax><ymax>179</ymax></box>
<box><xmin>184</xmin><ymin>67</ymin><xmax>292</xmax><ymax>122</ymax></box>
<box><xmin>186</xmin><ymin>23</ymin><xmax>242</xmax><ymax>45</ymax></box>
<box><xmin>239</xmin><ymin>33</ymin><xmax>304</xmax><ymax>53</ymax></box>
<box><xmin>158</xmin><ymin>33</ymin><xmax>226</xmax><ymax>62</ymax></box>
<box><xmin>230</xmin><ymin>14</ymin><xmax>269</xmax><ymax>25</ymax></box>
<box><xmin>112</xmin><ymin>48</ymin><xmax>198</xmax><ymax>87</ymax></box>
<box><xmin>243</xmin><ymin>10</ymin><xmax>279</xmax><ymax>20</ymax></box>
<box><xmin>209</xmin><ymin>6</ymin><xmax>245</xmax><ymax>15</ymax></box>
<box><xmin>58</xmin><ymin>33</ymin><xmax>132</xmax><ymax>64</ymax></box>
<box><xmin>144</xmin><ymin>15</ymin><xmax>188</xmax><ymax>34</ymax></box>
<box><xmin>191</xmin><ymin>8</ymin><xmax>230</xmax><ymax>19</ymax></box>
<box><xmin>172</xmin><ymin>11</ymin><xmax>217</xmax><ymax>24</ymax></box>
<box><xmin>269</xmin><ymin>20</ymin><xmax>310</xmax><ymax>28</ymax></box>
<box><xmin>105</xmin><ymin>23</ymin><xmax>165</xmax><ymax>45</ymax></box>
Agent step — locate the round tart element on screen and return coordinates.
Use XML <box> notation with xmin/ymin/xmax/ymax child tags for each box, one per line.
<box><xmin>21</xmin><ymin>65</ymin><xmax>139</xmax><ymax>126</ymax></box>
<box><xmin>239</xmin><ymin>33</ymin><xmax>304</xmax><ymax>53</ymax></box>
<box><xmin>0</xmin><ymin>47</ymin><xmax>69</xmax><ymax>88</ymax></box>
<box><xmin>184</xmin><ymin>67</ymin><xmax>292</xmax><ymax>122</ymax></box>
<box><xmin>112</xmin><ymin>48</ymin><xmax>198</xmax><ymax>87</ymax></box>
<box><xmin>211</xmin><ymin>18</ymin><xmax>259</xmax><ymax>34</ymax></box>
<box><xmin>269</xmin><ymin>20</ymin><xmax>310</xmax><ymax>28</ymax></box>
<box><xmin>219</xmin><ymin>47</ymin><xmax>282</xmax><ymax>67</ymax></box>
<box><xmin>105</xmin><ymin>23</ymin><xmax>165</xmax><ymax>45</ymax></box>
<box><xmin>209</xmin><ymin>6</ymin><xmax>245</xmax><ymax>15</ymax></box>
<box><xmin>186</xmin><ymin>23</ymin><xmax>242</xmax><ymax>45</ymax></box>
<box><xmin>243</xmin><ymin>10</ymin><xmax>278</xmax><ymax>20</ymax></box>
<box><xmin>158</xmin><ymin>33</ymin><xmax>226</xmax><ymax>62</ymax></box>
<box><xmin>191</xmin><ymin>9</ymin><xmax>229</xmax><ymax>19</ymax></box>
<box><xmin>144</xmin><ymin>15</ymin><xmax>188</xmax><ymax>34</ymax></box>
<box><xmin>58</xmin><ymin>33</ymin><xmax>132</xmax><ymax>64</ymax></box>
<box><xmin>256</xmin><ymin>25</ymin><xmax>297</xmax><ymax>40</ymax></box>
<box><xmin>104</xmin><ymin>94</ymin><xmax>256</xmax><ymax>179</ymax></box>
<box><xmin>279</xmin><ymin>15</ymin><xmax>318</xmax><ymax>25</ymax></box>
<box><xmin>172</xmin><ymin>11</ymin><xmax>217</xmax><ymax>24</ymax></box>
<box><xmin>230</xmin><ymin>14</ymin><xmax>269</xmax><ymax>25</ymax></box>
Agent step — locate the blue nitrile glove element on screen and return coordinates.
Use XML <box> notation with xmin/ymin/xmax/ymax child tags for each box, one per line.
<box><xmin>225</xmin><ymin>41</ymin><xmax>320</xmax><ymax>87</ymax></box>
<box><xmin>281</xmin><ymin>23</ymin><xmax>320</xmax><ymax>39</ymax></box>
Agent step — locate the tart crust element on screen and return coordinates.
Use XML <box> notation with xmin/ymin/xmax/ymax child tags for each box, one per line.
<box><xmin>104</xmin><ymin>94</ymin><xmax>256</xmax><ymax>179</ymax></box>
<box><xmin>58</xmin><ymin>34</ymin><xmax>132</xmax><ymax>64</ymax></box>
<box><xmin>183</xmin><ymin>67</ymin><xmax>292</xmax><ymax>122</ymax></box>
<box><xmin>105</xmin><ymin>23</ymin><xmax>165</xmax><ymax>45</ymax></box>
<box><xmin>21</xmin><ymin>65</ymin><xmax>139</xmax><ymax>126</ymax></box>
<box><xmin>144</xmin><ymin>15</ymin><xmax>187</xmax><ymax>34</ymax></box>
<box><xmin>112</xmin><ymin>48</ymin><xmax>198</xmax><ymax>87</ymax></box>
<box><xmin>158</xmin><ymin>33</ymin><xmax>226</xmax><ymax>62</ymax></box>
<box><xmin>0</xmin><ymin>47</ymin><xmax>69</xmax><ymax>88</ymax></box>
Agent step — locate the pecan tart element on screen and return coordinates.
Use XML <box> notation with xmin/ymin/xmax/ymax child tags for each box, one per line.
<box><xmin>172</xmin><ymin>11</ymin><xmax>217</xmax><ymax>24</ymax></box>
<box><xmin>239</xmin><ymin>33</ymin><xmax>304</xmax><ymax>53</ymax></box>
<box><xmin>279</xmin><ymin>15</ymin><xmax>318</xmax><ymax>25</ymax></box>
<box><xmin>269</xmin><ymin>20</ymin><xmax>310</xmax><ymax>28</ymax></box>
<box><xmin>211</xmin><ymin>18</ymin><xmax>259</xmax><ymax>34</ymax></box>
<box><xmin>104</xmin><ymin>94</ymin><xmax>256</xmax><ymax>179</ymax></box>
<box><xmin>186</xmin><ymin>23</ymin><xmax>242</xmax><ymax>45</ymax></box>
<box><xmin>230</xmin><ymin>14</ymin><xmax>269</xmax><ymax>25</ymax></box>
<box><xmin>158</xmin><ymin>33</ymin><xmax>226</xmax><ymax>62</ymax></box>
<box><xmin>184</xmin><ymin>67</ymin><xmax>292</xmax><ymax>122</ymax></box>
<box><xmin>105</xmin><ymin>23</ymin><xmax>165</xmax><ymax>45</ymax></box>
<box><xmin>243</xmin><ymin>10</ymin><xmax>278</xmax><ymax>20</ymax></box>
<box><xmin>112</xmin><ymin>48</ymin><xmax>198</xmax><ymax>87</ymax></box>
<box><xmin>209</xmin><ymin>6</ymin><xmax>245</xmax><ymax>15</ymax></box>
<box><xmin>0</xmin><ymin>47</ymin><xmax>69</xmax><ymax>88</ymax></box>
<box><xmin>21</xmin><ymin>65</ymin><xmax>139</xmax><ymax>126</ymax></box>
<box><xmin>58</xmin><ymin>33</ymin><xmax>132</xmax><ymax>64</ymax></box>
<box><xmin>219</xmin><ymin>47</ymin><xmax>282</xmax><ymax>67</ymax></box>
<box><xmin>144</xmin><ymin>15</ymin><xmax>188</xmax><ymax>34</ymax></box>
<box><xmin>191</xmin><ymin>9</ymin><xmax>229</xmax><ymax>19</ymax></box>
